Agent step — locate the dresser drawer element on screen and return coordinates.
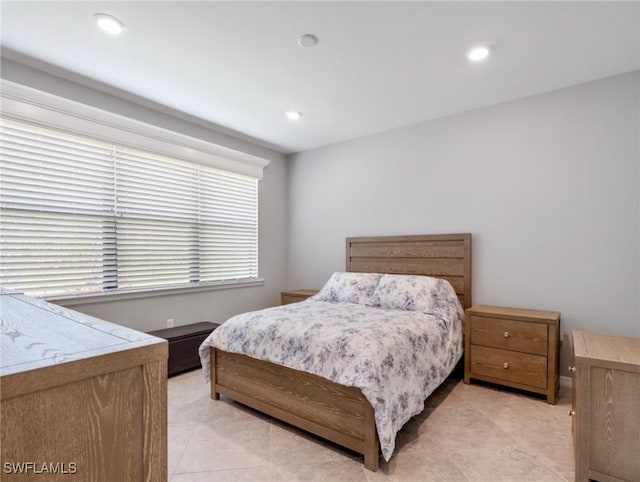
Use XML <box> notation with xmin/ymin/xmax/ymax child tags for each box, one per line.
<box><xmin>470</xmin><ymin>315</ymin><xmax>548</xmax><ymax>355</ymax></box>
<box><xmin>470</xmin><ymin>345</ymin><xmax>548</xmax><ymax>389</ymax></box>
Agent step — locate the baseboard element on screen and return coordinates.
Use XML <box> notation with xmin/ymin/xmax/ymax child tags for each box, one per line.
<box><xmin>559</xmin><ymin>375</ymin><xmax>572</xmax><ymax>389</ymax></box>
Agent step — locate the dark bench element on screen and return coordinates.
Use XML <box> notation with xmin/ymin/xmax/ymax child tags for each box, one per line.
<box><xmin>148</xmin><ymin>321</ymin><xmax>219</xmax><ymax>377</ymax></box>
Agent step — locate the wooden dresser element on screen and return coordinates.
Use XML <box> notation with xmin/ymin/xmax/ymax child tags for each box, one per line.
<box><xmin>280</xmin><ymin>289</ymin><xmax>318</xmax><ymax>305</ymax></box>
<box><xmin>571</xmin><ymin>331</ymin><xmax>640</xmax><ymax>482</ymax></box>
<box><xmin>464</xmin><ymin>305</ymin><xmax>560</xmax><ymax>403</ymax></box>
<box><xmin>1</xmin><ymin>289</ymin><xmax>168</xmax><ymax>482</ymax></box>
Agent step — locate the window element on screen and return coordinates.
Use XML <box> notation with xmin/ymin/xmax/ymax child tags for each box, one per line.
<box><xmin>0</xmin><ymin>118</ymin><xmax>259</xmax><ymax>298</ymax></box>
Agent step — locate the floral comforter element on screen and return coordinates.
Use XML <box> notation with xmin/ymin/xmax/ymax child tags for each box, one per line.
<box><xmin>198</xmin><ymin>300</ymin><xmax>463</xmax><ymax>461</ymax></box>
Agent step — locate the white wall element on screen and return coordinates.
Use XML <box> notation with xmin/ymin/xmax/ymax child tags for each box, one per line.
<box><xmin>288</xmin><ymin>72</ymin><xmax>640</xmax><ymax>375</ymax></box>
<box><xmin>1</xmin><ymin>58</ymin><xmax>289</xmax><ymax>332</ymax></box>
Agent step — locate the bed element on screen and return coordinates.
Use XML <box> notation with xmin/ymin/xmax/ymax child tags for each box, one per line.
<box><xmin>200</xmin><ymin>233</ymin><xmax>471</xmax><ymax>471</ymax></box>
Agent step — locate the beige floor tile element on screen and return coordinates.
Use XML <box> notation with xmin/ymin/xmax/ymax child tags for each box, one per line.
<box><xmin>449</xmin><ymin>443</ymin><xmax>566</xmax><ymax>482</ymax></box>
<box><xmin>168</xmin><ymin>372</ymin><xmax>211</xmax><ymax>426</ymax></box>
<box><xmin>493</xmin><ymin>400</ymin><xmax>574</xmax><ymax>481</ymax></box>
<box><xmin>449</xmin><ymin>381</ymin><xmax>525</xmax><ymax>417</ymax></box>
<box><xmin>269</xmin><ymin>420</ymin><xmax>357</xmax><ymax>466</ymax></box>
<box><xmin>175</xmin><ymin>419</ymin><xmax>271</xmax><ymax>473</ymax></box>
<box><xmin>170</xmin><ymin>467</ymin><xmax>269</xmax><ymax>482</ymax></box>
<box><xmin>169</xmin><ymin>371</ymin><xmax>209</xmax><ymax>405</ymax></box>
<box><xmin>526</xmin><ymin>447</ymin><xmax>574</xmax><ymax>482</ymax></box>
<box><xmin>365</xmin><ymin>444</ymin><xmax>467</xmax><ymax>482</ymax></box>
<box><xmin>421</xmin><ymin>404</ymin><xmax>516</xmax><ymax>451</ymax></box>
<box><xmin>169</xmin><ymin>425</ymin><xmax>197</xmax><ymax>475</ymax></box>
<box><xmin>268</xmin><ymin>459</ymin><xmax>367</xmax><ymax>482</ymax></box>
<box><xmin>169</xmin><ymin>400</ymin><xmax>211</xmax><ymax>427</ymax></box>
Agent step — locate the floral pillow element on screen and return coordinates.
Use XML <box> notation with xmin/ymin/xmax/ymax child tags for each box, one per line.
<box><xmin>312</xmin><ymin>272</ymin><xmax>382</xmax><ymax>305</ymax></box>
<box><xmin>368</xmin><ymin>274</ymin><xmax>463</xmax><ymax>322</ymax></box>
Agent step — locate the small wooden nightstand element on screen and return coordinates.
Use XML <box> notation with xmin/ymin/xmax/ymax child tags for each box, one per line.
<box><xmin>281</xmin><ymin>289</ymin><xmax>318</xmax><ymax>305</ymax></box>
<box><xmin>464</xmin><ymin>305</ymin><xmax>561</xmax><ymax>404</ymax></box>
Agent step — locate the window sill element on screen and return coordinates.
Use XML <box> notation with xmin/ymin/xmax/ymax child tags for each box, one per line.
<box><xmin>48</xmin><ymin>279</ymin><xmax>265</xmax><ymax>307</ymax></box>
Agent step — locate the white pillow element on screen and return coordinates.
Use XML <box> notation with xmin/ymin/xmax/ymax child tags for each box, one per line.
<box><xmin>368</xmin><ymin>274</ymin><xmax>463</xmax><ymax>321</ymax></box>
<box><xmin>312</xmin><ymin>272</ymin><xmax>382</xmax><ymax>305</ymax></box>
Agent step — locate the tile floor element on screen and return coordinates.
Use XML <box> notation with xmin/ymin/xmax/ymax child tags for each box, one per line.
<box><xmin>168</xmin><ymin>371</ymin><xmax>574</xmax><ymax>482</ymax></box>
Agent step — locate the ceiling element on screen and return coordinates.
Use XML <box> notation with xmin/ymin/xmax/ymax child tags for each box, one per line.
<box><xmin>2</xmin><ymin>2</ymin><xmax>639</xmax><ymax>154</ymax></box>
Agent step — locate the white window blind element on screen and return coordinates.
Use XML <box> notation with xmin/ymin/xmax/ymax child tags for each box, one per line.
<box><xmin>0</xmin><ymin>118</ymin><xmax>258</xmax><ymax>298</ymax></box>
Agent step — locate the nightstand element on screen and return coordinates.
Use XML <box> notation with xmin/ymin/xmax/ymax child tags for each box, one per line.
<box><xmin>464</xmin><ymin>305</ymin><xmax>561</xmax><ymax>404</ymax></box>
<box><xmin>280</xmin><ymin>289</ymin><xmax>318</xmax><ymax>305</ymax></box>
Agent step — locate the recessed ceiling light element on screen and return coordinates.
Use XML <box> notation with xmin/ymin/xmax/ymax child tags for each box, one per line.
<box><xmin>286</xmin><ymin>111</ymin><xmax>302</xmax><ymax>121</ymax></box>
<box><xmin>466</xmin><ymin>46</ymin><xmax>491</xmax><ymax>62</ymax></box>
<box><xmin>298</xmin><ymin>34</ymin><xmax>318</xmax><ymax>48</ymax></box>
<box><xmin>93</xmin><ymin>13</ymin><xmax>125</xmax><ymax>35</ymax></box>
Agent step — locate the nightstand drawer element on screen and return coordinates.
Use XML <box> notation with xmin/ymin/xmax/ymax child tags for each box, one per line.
<box><xmin>470</xmin><ymin>315</ymin><xmax>548</xmax><ymax>355</ymax></box>
<box><xmin>470</xmin><ymin>345</ymin><xmax>547</xmax><ymax>389</ymax></box>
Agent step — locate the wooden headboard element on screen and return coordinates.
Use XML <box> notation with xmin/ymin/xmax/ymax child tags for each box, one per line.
<box><xmin>345</xmin><ymin>233</ymin><xmax>472</xmax><ymax>309</ymax></box>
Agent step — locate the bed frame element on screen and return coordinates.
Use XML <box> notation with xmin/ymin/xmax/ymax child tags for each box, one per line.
<box><xmin>210</xmin><ymin>233</ymin><xmax>472</xmax><ymax>471</ymax></box>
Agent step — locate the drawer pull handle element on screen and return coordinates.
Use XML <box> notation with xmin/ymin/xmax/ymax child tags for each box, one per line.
<box><xmin>503</xmin><ymin>362</ymin><xmax>509</xmax><ymax>369</ymax></box>
<box><xmin>568</xmin><ymin>366</ymin><xmax>576</xmax><ymax>372</ymax></box>
<box><xmin>503</xmin><ymin>331</ymin><xmax>510</xmax><ymax>338</ymax></box>
<box><xmin>568</xmin><ymin>410</ymin><xmax>576</xmax><ymax>416</ymax></box>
